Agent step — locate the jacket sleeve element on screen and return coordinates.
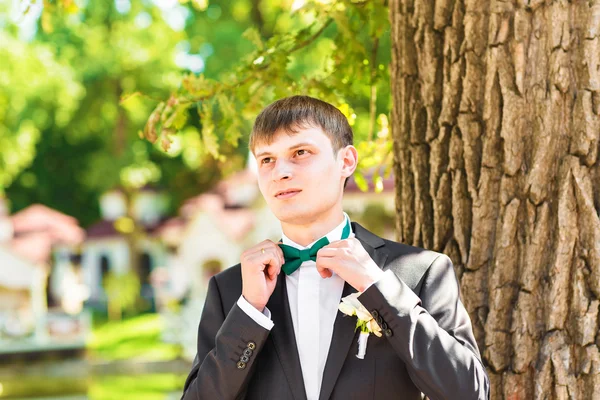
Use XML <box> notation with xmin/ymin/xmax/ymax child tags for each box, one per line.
<box><xmin>181</xmin><ymin>275</ymin><xmax>271</xmax><ymax>400</ymax></box>
<box><xmin>357</xmin><ymin>254</ymin><xmax>490</xmax><ymax>400</ymax></box>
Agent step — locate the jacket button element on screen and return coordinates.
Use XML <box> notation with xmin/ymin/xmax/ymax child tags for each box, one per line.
<box><xmin>371</xmin><ymin>310</ymin><xmax>379</xmax><ymax>319</ymax></box>
<box><xmin>380</xmin><ymin>321</ymin><xmax>388</xmax><ymax>330</ymax></box>
<box><xmin>376</xmin><ymin>316</ymin><xmax>383</xmax><ymax>325</ymax></box>
<box><xmin>247</xmin><ymin>341</ymin><xmax>256</xmax><ymax>350</ymax></box>
<box><xmin>237</xmin><ymin>361</ymin><xmax>246</xmax><ymax>369</ymax></box>
<box><xmin>384</xmin><ymin>328</ymin><xmax>393</xmax><ymax>337</ymax></box>
<box><xmin>240</xmin><ymin>355</ymin><xmax>250</xmax><ymax>363</ymax></box>
<box><xmin>243</xmin><ymin>348</ymin><xmax>253</xmax><ymax>357</ymax></box>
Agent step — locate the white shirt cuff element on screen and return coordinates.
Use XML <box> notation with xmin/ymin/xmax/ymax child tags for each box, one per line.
<box><xmin>237</xmin><ymin>295</ymin><xmax>274</xmax><ymax>331</ymax></box>
<box><xmin>361</xmin><ymin>269</ymin><xmax>385</xmax><ymax>294</ymax></box>
<box><xmin>0</xmin><ymin>218</ymin><xmax>14</xmax><ymax>242</ymax></box>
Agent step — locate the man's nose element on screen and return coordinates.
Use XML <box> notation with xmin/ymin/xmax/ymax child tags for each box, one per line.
<box><xmin>272</xmin><ymin>159</ymin><xmax>292</xmax><ymax>181</ymax></box>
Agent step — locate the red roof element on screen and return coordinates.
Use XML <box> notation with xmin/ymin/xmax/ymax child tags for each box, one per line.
<box><xmin>8</xmin><ymin>204</ymin><xmax>85</xmax><ymax>264</ymax></box>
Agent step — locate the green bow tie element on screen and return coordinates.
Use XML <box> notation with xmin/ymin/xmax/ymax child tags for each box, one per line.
<box><xmin>279</xmin><ymin>219</ymin><xmax>351</xmax><ymax>275</ymax></box>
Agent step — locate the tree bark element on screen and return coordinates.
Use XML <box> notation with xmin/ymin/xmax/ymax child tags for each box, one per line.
<box><xmin>389</xmin><ymin>0</ymin><xmax>600</xmax><ymax>398</ymax></box>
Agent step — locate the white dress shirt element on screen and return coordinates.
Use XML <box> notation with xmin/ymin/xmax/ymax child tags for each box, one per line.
<box><xmin>237</xmin><ymin>214</ymin><xmax>352</xmax><ymax>400</ymax></box>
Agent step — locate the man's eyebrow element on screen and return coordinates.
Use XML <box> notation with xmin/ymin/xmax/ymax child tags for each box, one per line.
<box><xmin>254</xmin><ymin>150</ymin><xmax>272</xmax><ymax>159</ymax></box>
<box><xmin>288</xmin><ymin>142</ymin><xmax>315</xmax><ymax>151</ymax></box>
<box><xmin>254</xmin><ymin>142</ymin><xmax>316</xmax><ymax>159</ymax></box>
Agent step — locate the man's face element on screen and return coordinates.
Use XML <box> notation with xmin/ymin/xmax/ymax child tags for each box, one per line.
<box><xmin>253</xmin><ymin>126</ymin><xmax>348</xmax><ymax>225</ymax></box>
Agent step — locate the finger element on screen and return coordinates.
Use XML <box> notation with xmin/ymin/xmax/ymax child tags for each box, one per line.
<box><xmin>254</xmin><ymin>251</ymin><xmax>279</xmax><ymax>272</ymax></box>
<box><xmin>322</xmin><ymin>239</ymin><xmax>351</xmax><ymax>248</ymax></box>
<box><xmin>316</xmin><ymin>257</ymin><xmax>337</xmax><ymax>275</ymax></box>
<box><xmin>317</xmin><ymin>265</ymin><xmax>332</xmax><ymax>278</ymax></box>
<box><xmin>276</xmin><ymin>246</ymin><xmax>285</xmax><ymax>268</ymax></box>
<box><xmin>263</xmin><ymin>249</ymin><xmax>282</xmax><ymax>278</ymax></box>
<box><xmin>272</xmin><ymin>242</ymin><xmax>285</xmax><ymax>267</ymax></box>
<box><xmin>251</xmin><ymin>240</ymin><xmax>270</xmax><ymax>258</ymax></box>
<box><xmin>266</xmin><ymin>265</ymin><xmax>278</xmax><ymax>280</ymax></box>
<box><xmin>317</xmin><ymin>247</ymin><xmax>338</xmax><ymax>258</ymax></box>
<box><xmin>256</xmin><ymin>242</ymin><xmax>277</xmax><ymax>260</ymax></box>
<box><xmin>266</xmin><ymin>260</ymin><xmax>281</xmax><ymax>279</ymax></box>
<box><xmin>263</xmin><ymin>240</ymin><xmax>284</xmax><ymax>266</ymax></box>
<box><xmin>268</xmin><ymin>243</ymin><xmax>284</xmax><ymax>270</ymax></box>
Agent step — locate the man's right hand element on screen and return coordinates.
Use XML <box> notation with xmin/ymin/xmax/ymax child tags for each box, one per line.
<box><xmin>240</xmin><ymin>240</ymin><xmax>284</xmax><ymax>312</ymax></box>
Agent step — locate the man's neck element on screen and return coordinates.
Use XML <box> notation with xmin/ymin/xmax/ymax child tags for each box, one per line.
<box><xmin>281</xmin><ymin>210</ymin><xmax>346</xmax><ymax>247</ymax></box>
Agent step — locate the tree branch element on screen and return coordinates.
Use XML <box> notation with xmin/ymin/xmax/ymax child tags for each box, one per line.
<box><xmin>290</xmin><ymin>18</ymin><xmax>333</xmax><ymax>52</ymax></box>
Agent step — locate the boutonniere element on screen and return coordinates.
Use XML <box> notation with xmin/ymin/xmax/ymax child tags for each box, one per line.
<box><xmin>338</xmin><ymin>292</ymin><xmax>382</xmax><ymax>359</ymax></box>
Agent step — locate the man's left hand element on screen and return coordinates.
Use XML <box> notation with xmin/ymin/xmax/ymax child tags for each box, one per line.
<box><xmin>316</xmin><ymin>238</ymin><xmax>384</xmax><ymax>292</ymax></box>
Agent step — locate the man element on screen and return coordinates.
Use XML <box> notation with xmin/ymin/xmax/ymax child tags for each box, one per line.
<box><xmin>181</xmin><ymin>96</ymin><xmax>489</xmax><ymax>399</ymax></box>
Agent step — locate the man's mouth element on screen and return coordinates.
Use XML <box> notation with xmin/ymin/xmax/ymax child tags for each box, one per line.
<box><xmin>275</xmin><ymin>189</ymin><xmax>302</xmax><ymax>199</ymax></box>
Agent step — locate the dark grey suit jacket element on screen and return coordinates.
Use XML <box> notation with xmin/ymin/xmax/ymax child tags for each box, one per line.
<box><xmin>181</xmin><ymin>223</ymin><xmax>490</xmax><ymax>399</ymax></box>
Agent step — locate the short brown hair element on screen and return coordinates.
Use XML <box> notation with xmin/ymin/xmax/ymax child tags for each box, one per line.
<box><xmin>249</xmin><ymin>95</ymin><xmax>353</xmax><ymax>153</ymax></box>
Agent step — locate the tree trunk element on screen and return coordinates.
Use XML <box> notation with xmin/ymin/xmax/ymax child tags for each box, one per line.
<box><xmin>389</xmin><ymin>0</ymin><xmax>600</xmax><ymax>398</ymax></box>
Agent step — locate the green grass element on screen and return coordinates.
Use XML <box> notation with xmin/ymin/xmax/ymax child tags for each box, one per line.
<box><xmin>0</xmin><ymin>377</ymin><xmax>88</xmax><ymax>398</ymax></box>
<box><xmin>88</xmin><ymin>373</ymin><xmax>186</xmax><ymax>400</ymax></box>
<box><xmin>88</xmin><ymin>313</ymin><xmax>181</xmax><ymax>362</ymax></box>
<box><xmin>0</xmin><ymin>373</ymin><xmax>186</xmax><ymax>399</ymax></box>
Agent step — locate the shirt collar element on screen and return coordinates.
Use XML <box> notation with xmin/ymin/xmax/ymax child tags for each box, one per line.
<box><xmin>281</xmin><ymin>212</ymin><xmax>352</xmax><ymax>250</ymax></box>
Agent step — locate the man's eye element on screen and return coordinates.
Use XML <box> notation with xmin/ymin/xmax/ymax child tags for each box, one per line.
<box><xmin>261</xmin><ymin>157</ymin><xmax>272</xmax><ymax>164</ymax></box>
<box><xmin>296</xmin><ymin>149</ymin><xmax>307</xmax><ymax>156</ymax></box>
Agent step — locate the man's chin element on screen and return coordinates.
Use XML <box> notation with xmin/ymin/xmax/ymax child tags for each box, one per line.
<box><xmin>272</xmin><ymin>208</ymin><xmax>312</xmax><ymax>225</ymax></box>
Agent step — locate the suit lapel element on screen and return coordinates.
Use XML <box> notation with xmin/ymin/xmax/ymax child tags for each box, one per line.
<box><xmin>318</xmin><ymin>223</ymin><xmax>389</xmax><ymax>400</ymax></box>
<box><xmin>267</xmin><ymin>272</ymin><xmax>308</xmax><ymax>400</ymax></box>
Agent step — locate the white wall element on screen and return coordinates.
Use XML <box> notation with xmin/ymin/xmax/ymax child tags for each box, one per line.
<box><xmin>81</xmin><ymin>238</ymin><xmax>129</xmax><ymax>300</ymax></box>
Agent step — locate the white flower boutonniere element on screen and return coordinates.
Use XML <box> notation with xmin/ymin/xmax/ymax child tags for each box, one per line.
<box><xmin>338</xmin><ymin>292</ymin><xmax>382</xmax><ymax>359</ymax></box>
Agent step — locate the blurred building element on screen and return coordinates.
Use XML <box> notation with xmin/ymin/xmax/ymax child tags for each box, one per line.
<box><xmin>0</xmin><ymin>248</ymin><xmax>45</xmax><ymax>341</ymax></box>
<box><xmin>79</xmin><ymin>187</ymin><xmax>170</xmax><ymax>309</ymax></box>
<box><xmin>0</xmin><ymin>200</ymin><xmax>87</xmax><ymax>354</ymax></box>
<box><xmin>152</xmin><ymin>168</ymin><xmax>280</xmax><ymax>359</ymax></box>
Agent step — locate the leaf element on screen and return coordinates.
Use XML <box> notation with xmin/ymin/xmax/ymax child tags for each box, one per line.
<box><xmin>182</xmin><ymin>74</ymin><xmax>215</xmax><ymax>97</ymax></box>
<box><xmin>199</xmin><ymin>102</ymin><xmax>219</xmax><ymax>159</ymax></box>
<box><xmin>143</xmin><ymin>102</ymin><xmax>165</xmax><ymax>144</ymax></box>
<box><xmin>120</xmin><ymin>91</ymin><xmax>142</xmax><ymax>104</ymax></box>
<box><xmin>215</xmin><ymin>92</ymin><xmax>235</xmax><ymax>116</ymax></box>
<box><xmin>63</xmin><ymin>0</ymin><xmax>79</xmax><ymax>14</ymax></box>
<box><xmin>183</xmin><ymin>0</ymin><xmax>209</xmax><ymax>11</ymax></box>
<box><xmin>161</xmin><ymin>136</ymin><xmax>172</xmax><ymax>152</ymax></box>
<box><xmin>41</xmin><ymin>9</ymin><xmax>54</xmax><ymax>33</ymax></box>
<box><xmin>354</xmin><ymin>171</ymin><xmax>368</xmax><ymax>192</ymax></box>
<box><xmin>374</xmin><ymin>173</ymin><xmax>383</xmax><ymax>193</ymax></box>
<box><xmin>163</xmin><ymin>104</ymin><xmax>189</xmax><ymax>130</ymax></box>
<box><xmin>242</xmin><ymin>27</ymin><xmax>264</xmax><ymax>51</ymax></box>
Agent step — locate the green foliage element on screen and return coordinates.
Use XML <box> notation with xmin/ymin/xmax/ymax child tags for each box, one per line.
<box><xmin>88</xmin><ymin>373</ymin><xmax>185</xmax><ymax>400</ymax></box>
<box><xmin>3</xmin><ymin>1</ymin><xmax>231</xmax><ymax>223</ymax></box>
<box><xmin>104</xmin><ymin>270</ymin><xmax>141</xmax><ymax>320</ymax></box>
<box><xmin>3</xmin><ymin>0</ymin><xmax>392</xmax><ymax>227</ymax></box>
<box><xmin>89</xmin><ymin>313</ymin><xmax>181</xmax><ymax>362</ymax></box>
<box><xmin>0</xmin><ymin>376</ymin><xmax>88</xmax><ymax>398</ymax></box>
<box><xmin>0</xmin><ymin>372</ymin><xmax>185</xmax><ymax>399</ymax></box>
<box><xmin>142</xmin><ymin>0</ymin><xmax>393</xmax><ymax>186</ymax></box>
<box><xmin>355</xmin><ymin>113</ymin><xmax>394</xmax><ymax>192</ymax></box>
<box><xmin>0</xmin><ymin>30</ymin><xmax>84</xmax><ymax>192</ymax></box>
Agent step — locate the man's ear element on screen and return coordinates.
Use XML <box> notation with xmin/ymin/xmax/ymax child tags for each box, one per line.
<box><xmin>339</xmin><ymin>145</ymin><xmax>358</xmax><ymax>178</ymax></box>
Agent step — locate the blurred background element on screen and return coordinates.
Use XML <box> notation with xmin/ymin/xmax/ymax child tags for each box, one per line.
<box><xmin>0</xmin><ymin>0</ymin><xmax>392</xmax><ymax>398</ymax></box>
